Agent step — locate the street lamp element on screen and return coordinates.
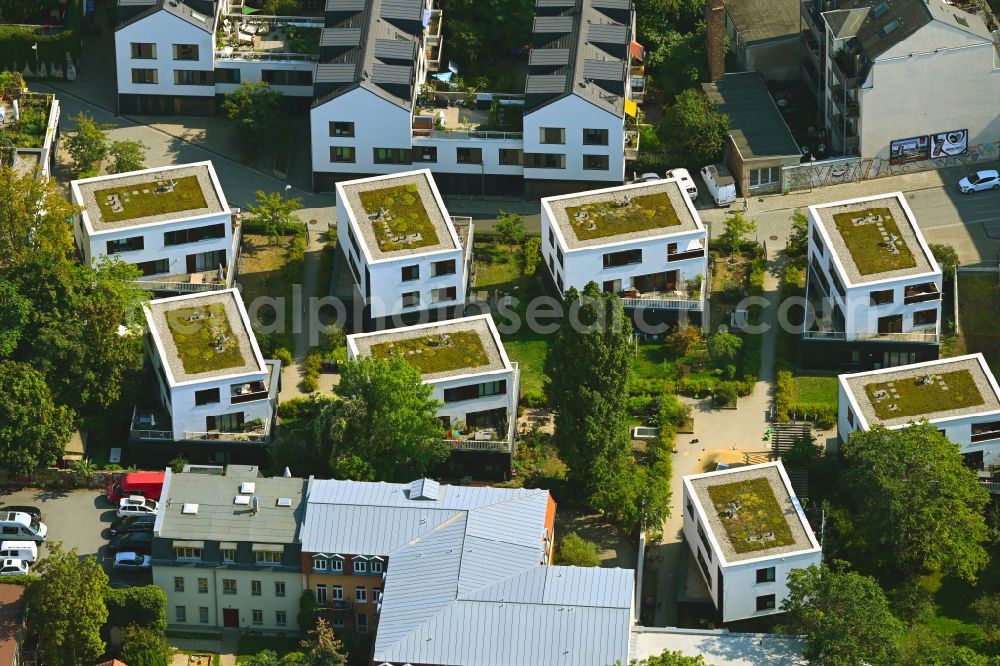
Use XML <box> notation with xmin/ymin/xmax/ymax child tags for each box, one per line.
<box><xmin>31</xmin><ymin>43</ymin><xmax>38</xmax><ymax>74</ymax></box>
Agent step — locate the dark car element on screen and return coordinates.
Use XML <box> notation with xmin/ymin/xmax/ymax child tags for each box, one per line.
<box><xmin>109</xmin><ymin>516</ymin><xmax>155</xmax><ymax>536</ymax></box>
<box><xmin>109</xmin><ymin>531</ymin><xmax>153</xmax><ymax>554</ymax></box>
<box><xmin>0</xmin><ymin>506</ymin><xmax>42</xmax><ymax>521</ymax></box>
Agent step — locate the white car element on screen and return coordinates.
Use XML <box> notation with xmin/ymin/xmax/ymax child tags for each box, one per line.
<box><xmin>116</xmin><ymin>496</ymin><xmax>159</xmax><ymax>518</ymax></box>
<box><xmin>0</xmin><ymin>558</ymin><xmax>29</xmax><ymax>576</ymax></box>
<box><xmin>638</xmin><ymin>172</ymin><xmax>661</xmax><ymax>182</ymax></box>
<box><xmin>958</xmin><ymin>169</ymin><xmax>1000</xmax><ymax>193</ymax></box>
<box><xmin>666</xmin><ymin>168</ymin><xmax>699</xmax><ymax>201</ymax></box>
<box><xmin>113</xmin><ymin>551</ymin><xmax>152</xmax><ymax>571</ymax></box>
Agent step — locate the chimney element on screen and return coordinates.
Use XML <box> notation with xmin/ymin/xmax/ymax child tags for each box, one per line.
<box><xmin>251</xmin><ymin>495</ymin><xmax>259</xmax><ymax>515</ymax></box>
<box><xmin>706</xmin><ymin>0</ymin><xmax>726</xmax><ymax>82</ymax></box>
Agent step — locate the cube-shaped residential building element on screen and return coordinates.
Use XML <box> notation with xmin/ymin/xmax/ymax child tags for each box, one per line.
<box><xmin>541</xmin><ymin>178</ymin><xmax>708</xmax><ymax>327</ymax></box>
<box><xmin>346</xmin><ymin>314</ymin><xmax>519</xmax><ymax>479</ymax></box>
<box><xmin>71</xmin><ymin>162</ymin><xmax>238</xmax><ymax>293</ymax></box>
<box><xmin>132</xmin><ymin>289</ymin><xmax>279</xmax><ymax>465</ymax></box>
<box><xmin>683</xmin><ymin>461</ymin><xmax>822</xmax><ymax>623</ymax></box>
<box><xmin>336</xmin><ymin>170</ymin><xmax>472</xmax><ymax>330</ymax></box>
<box><xmin>803</xmin><ymin>192</ymin><xmax>942</xmax><ymax>371</ymax></box>
<box><xmin>838</xmin><ymin>353</ymin><xmax>1000</xmax><ymax>468</ymax></box>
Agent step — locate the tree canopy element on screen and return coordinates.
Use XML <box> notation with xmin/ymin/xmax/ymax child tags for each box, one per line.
<box><xmin>0</xmin><ymin>361</ymin><xmax>73</xmax><ymax>474</ymax></box>
<box><xmin>633</xmin><ymin>650</ymin><xmax>715</xmax><ymax>666</ymax></box>
<box><xmin>247</xmin><ymin>189</ymin><xmax>304</xmax><ymax>243</ymax></box>
<box><xmin>0</xmin><ymin>165</ymin><xmax>77</xmax><ymax>270</ymax></box>
<box><xmin>658</xmin><ymin>89</ymin><xmax>729</xmax><ymax>169</ymax></box>
<box><xmin>299</xmin><ymin>618</ymin><xmax>348</xmax><ymax>666</ymax></box>
<box><xmin>222</xmin><ymin>81</ymin><xmax>283</xmax><ymax>144</ymax></box>
<box><xmin>108</xmin><ymin>139</ymin><xmax>149</xmax><ymax>174</ymax></box>
<box><xmin>64</xmin><ymin>112</ymin><xmax>111</xmax><ymax>176</ymax></box>
<box><xmin>494</xmin><ymin>210</ymin><xmax>527</xmax><ymax>246</ymax></box>
<box><xmin>929</xmin><ymin>243</ymin><xmax>960</xmax><ymax>280</ymax></box>
<box><xmin>441</xmin><ymin>0</ymin><xmax>534</xmax><ymax>69</ymax></box>
<box><xmin>120</xmin><ymin>624</ymin><xmax>173</xmax><ymax>666</ymax></box>
<box><xmin>555</xmin><ymin>532</ymin><xmax>602</xmax><ymax>567</ymax></box>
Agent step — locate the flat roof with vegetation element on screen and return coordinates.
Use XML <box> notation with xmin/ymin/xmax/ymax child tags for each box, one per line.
<box><xmin>844</xmin><ymin>355</ymin><xmax>1000</xmax><ymax>427</ymax></box>
<box><xmin>813</xmin><ymin>195</ymin><xmax>936</xmax><ymax>284</ymax></box>
<box><xmin>339</xmin><ymin>172</ymin><xmax>458</xmax><ymax>261</ymax></box>
<box><xmin>546</xmin><ymin>180</ymin><xmax>701</xmax><ymax>250</ymax></box>
<box><xmin>0</xmin><ymin>93</ymin><xmax>53</xmax><ymax>149</ymax></box>
<box><xmin>74</xmin><ymin>163</ymin><xmax>226</xmax><ymax>232</ymax></box>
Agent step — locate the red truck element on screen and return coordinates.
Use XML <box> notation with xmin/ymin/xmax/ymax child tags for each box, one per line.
<box><xmin>106</xmin><ymin>471</ymin><xmax>166</xmax><ymax>502</ymax></box>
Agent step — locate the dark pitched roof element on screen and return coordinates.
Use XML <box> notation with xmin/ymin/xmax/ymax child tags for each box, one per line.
<box><xmin>701</xmin><ymin>72</ymin><xmax>800</xmax><ymax>160</ymax></box>
<box><xmin>523</xmin><ymin>0</ymin><xmax>634</xmax><ymax>115</ymax></box>
<box><xmin>722</xmin><ymin>0</ymin><xmax>801</xmax><ymax>43</ymax></box>
<box><xmin>116</xmin><ymin>0</ymin><xmax>214</xmax><ymax>32</ymax></box>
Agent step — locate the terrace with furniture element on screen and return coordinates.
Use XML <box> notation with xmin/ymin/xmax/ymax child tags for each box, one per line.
<box><xmin>215</xmin><ymin>14</ymin><xmax>322</xmax><ymax>62</ymax></box>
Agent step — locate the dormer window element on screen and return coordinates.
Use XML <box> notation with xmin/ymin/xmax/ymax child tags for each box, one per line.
<box><xmin>314</xmin><ymin>558</ymin><xmax>328</xmax><ymax>571</ymax></box>
<box><xmin>371</xmin><ymin>560</ymin><xmax>384</xmax><ymax>574</ymax></box>
<box><xmin>331</xmin><ymin>557</ymin><xmax>344</xmax><ymax>572</ymax></box>
<box><xmin>881</xmin><ymin>19</ymin><xmax>899</xmax><ymax>36</ymax></box>
<box><xmin>354</xmin><ymin>559</ymin><xmax>367</xmax><ymax>574</ymax></box>
<box><xmin>872</xmin><ymin>2</ymin><xmax>889</xmax><ymax>19</ymax></box>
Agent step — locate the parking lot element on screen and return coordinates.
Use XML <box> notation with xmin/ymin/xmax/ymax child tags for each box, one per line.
<box><xmin>0</xmin><ymin>487</ymin><xmax>152</xmax><ymax>586</ymax></box>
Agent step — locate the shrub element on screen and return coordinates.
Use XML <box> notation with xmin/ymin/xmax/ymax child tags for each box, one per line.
<box><xmin>272</xmin><ymin>347</ymin><xmax>294</xmax><ymax>366</ymax></box>
<box><xmin>721</xmin><ymin>279</ymin><xmax>745</xmax><ymax>302</ymax></box>
<box><xmin>168</xmin><ymin>456</ymin><xmax>188</xmax><ymax>473</ymax></box>
<box><xmin>667</xmin><ymin>325</ymin><xmax>701</xmax><ymax>356</ymax></box>
<box><xmin>301</xmin><ymin>375</ymin><xmax>319</xmax><ymax>393</ymax></box>
<box><xmin>627</xmin><ymin>394</ymin><xmax>654</xmax><ymax>416</ymax></box>
<box><xmin>120</xmin><ymin>625</ymin><xmax>172</xmax><ymax>666</ymax></box>
<box><xmin>748</xmin><ymin>258</ymin><xmax>765</xmax><ymax>296</ymax></box>
<box><xmin>320</xmin><ymin>326</ymin><xmax>346</xmax><ymax>351</ymax></box>
<box><xmin>708</xmin><ymin>331</ymin><xmax>742</xmax><ymax>368</ymax></box>
<box><xmin>104</xmin><ymin>585</ymin><xmax>167</xmax><ymax>633</ymax></box>
<box><xmin>523</xmin><ymin>236</ymin><xmax>541</xmax><ymax>277</ymax></box>
<box><xmin>555</xmin><ymin>532</ymin><xmax>602</xmax><ymax>567</ymax></box>
<box><xmin>521</xmin><ymin>388</ymin><xmax>547</xmax><ymax>407</ymax></box>
<box><xmin>675</xmin><ymin>377</ymin><xmax>713</xmax><ymax>397</ymax></box>
<box><xmin>713</xmin><ymin>381</ymin><xmax>739</xmax><ymax>407</ymax></box>
<box><xmin>297</xmin><ymin>589</ymin><xmax>320</xmax><ymax>633</ymax></box>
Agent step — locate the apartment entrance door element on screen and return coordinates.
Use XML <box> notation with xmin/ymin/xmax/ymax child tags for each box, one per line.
<box><xmin>877</xmin><ymin>314</ymin><xmax>903</xmax><ymax>335</ymax></box>
<box><xmin>223</xmin><ymin>608</ymin><xmax>239</xmax><ymax>628</ymax></box>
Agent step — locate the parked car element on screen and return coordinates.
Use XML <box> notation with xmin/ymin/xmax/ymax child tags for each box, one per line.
<box><xmin>638</xmin><ymin>172</ymin><xmax>661</xmax><ymax>182</ymax></box>
<box><xmin>109</xmin><ymin>515</ymin><xmax>156</xmax><ymax>536</ymax></box>
<box><xmin>958</xmin><ymin>170</ymin><xmax>1000</xmax><ymax>193</ymax></box>
<box><xmin>116</xmin><ymin>496</ymin><xmax>158</xmax><ymax>519</ymax></box>
<box><xmin>0</xmin><ymin>512</ymin><xmax>47</xmax><ymax>542</ymax></box>
<box><xmin>666</xmin><ymin>168</ymin><xmax>699</xmax><ymax>201</ymax></box>
<box><xmin>113</xmin><ymin>551</ymin><xmax>152</xmax><ymax>571</ymax></box>
<box><xmin>109</xmin><ymin>531</ymin><xmax>153</xmax><ymax>554</ymax></box>
<box><xmin>0</xmin><ymin>541</ymin><xmax>37</xmax><ymax>563</ymax></box>
<box><xmin>0</xmin><ymin>506</ymin><xmax>42</xmax><ymax>521</ymax></box>
<box><xmin>0</xmin><ymin>558</ymin><xmax>29</xmax><ymax>576</ymax></box>
<box><xmin>699</xmin><ymin>164</ymin><xmax>737</xmax><ymax>207</ymax></box>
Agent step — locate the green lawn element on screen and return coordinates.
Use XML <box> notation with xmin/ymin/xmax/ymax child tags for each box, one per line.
<box><xmin>164</xmin><ymin>303</ymin><xmax>246</xmax><ymax>374</ymax></box>
<box><xmin>372</xmin><ymin>331</ymin><xmax>490</xmax><ymax>374</ymax></box>
<box><xmin>706</xmin><ymin>477</ymin><xmax>796</xmax><ymax>554</ymax></box>
<box><xmin>473</xmin><ymin>247</ymin><xmax>522</xmax><ymax>291</ymax></box>
<box><xmin>0</xmin><ymin>94</ymin><xmax>50</xmax><ymax>149</ymax></box>
<box><xmin>789</xmin><ymin>375</ymin><xmax>838</xmax><ymax>407</ymax></box>
<box><xmin>359</xmin><ymin>183</ymin><xmax>439</xmax><ymax>252</ymax></box>
<box><xmin>833</xmin><ymin>207</ymin><xmax>916</xmax><ymax>275</ymax></box>
<box><xmin>566</xmin><ymin>191</ymin><xmax>681</xmax><ymax>241</ymax></box>
<box><xmin>503</xmin><ymin>332</ymin><xmax>550</xmax><ymax>397</ymax></box>
<box><xmin>236</xmin><ymin>634</ymin><xmax>303</xmax><ymax>660</ymax></box>
<box><xmin>864</xmin><ymin>369</ymin><xmax>984</xmax><ymax>420</ymax></box>
<box><xmin>957</xmin><ymin>273</ymin><xmax>1000</xmax><ymax>372</ymax></box>
<box><xmin>95</xmin><ymin>175</ymin><xmax>207</xmax><ymax>223</ymax></box>
<box><xmin>631</xmin><ymin>342</ymin><xmax>716</xmax><ymax>385</ymax></box>
<box><xmin>916</xmin><ymin>567</ymin><xmax>1000</xmax><ymax>655</ymax></box>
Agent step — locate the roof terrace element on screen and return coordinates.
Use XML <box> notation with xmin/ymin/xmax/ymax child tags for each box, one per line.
<box><xmin>215</xmin><ymin>16</ymin><xmax>322</xmax><ymax>62</ymax></box>
<box><xmin>0</xmin><ymin>92</ymin><xmax>53</xmax><ymax>149</ymax></box>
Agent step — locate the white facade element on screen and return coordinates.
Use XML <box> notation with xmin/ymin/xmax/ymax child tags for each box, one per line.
<box><xmin>115</xmin><ymin>9</ymin><xmax>216</xmax><ymax>100</ymax></box>
<box><xmin>838</xmin><ymin>354</ymin><xmax>1000</xmax><ymax>465</ymax></box>
<box><xmin>682</xmin><ymin>462</ymin><xmax>822</xmax><ymax>623</ymax></box>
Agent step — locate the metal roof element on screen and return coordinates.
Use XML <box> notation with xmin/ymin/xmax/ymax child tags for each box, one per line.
<box><xmin>529</xmin><ymin>48</ymin><xmax>570</xmax><ymax>66</ymax></box>
<box><xmin>372</xmin><ymin>37</ymin><xmax>416</xmax><ymax>61</ymax></box>
<box><xmin>320</xmin><ymin>27</ymin><xmax>362</xmax><ymax>46</ymax></box>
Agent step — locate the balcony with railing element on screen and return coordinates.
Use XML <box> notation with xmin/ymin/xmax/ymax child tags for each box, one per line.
<box><xmin>831</xmin><ymin>113</ymin><xmax>860</xmax><ymax>151</ymax></box>
<box><xmin>971</xmin><ymin>421</ymin><xmax>1000</xmax><ymax>444</ymax></box>
<box><xmin>624</xmin><ymin>129</ymin><xmax>640</xmax><ymax>161</ymax></box>
<box><xmin>131</xmin><ymin>217</ymin><xmax>242</xmax><ymax>294</ymax></box>
<box><xmin>231</xmin><ymin>380</ymin><xmax>269</xmax><ymax>404</ymax></box>
<box><xmin>667</xmin><ymin>245</ymin><xmax>705</xmax><ymax>263</ymax></box>
<box><xmin>621</xmin><ymin>273</ymin><xmax>706</xmax><ymax>311</ymax></box>
<box><xmin>800</xmin><ymin>0</ymin><xmax>825</xmax><ymax>39</ymax></box>
<box><xmin>442</xmin><ymin>364</ymin><xmax>518</xmax><ymax>454</ymax></box>
<box><xmin>183</xmin><ymin>420</ymin><xmax>271</xmax><ymax>443</ymax></box>
<box><xmin>904</xmin><ymin>283</ymin><xmax>941</xmax><ymax>305</ymax></box>
<box><xmin>424</xmin><ymin>8</ymin><xmax>444</xmax><ymax>71</ymax></box>
<box><xmin>130</xmin><ymin>405</ymin><xmax>173</xmax><ymax>441</ymax></box>
<box><xmin>829</xmin><ymin>50</ymin><xmax>861</xmax><ymax>88</ymax></box>
<box><xmin>629</xmin><ymin>64</ymin><xmax>646</xmax><ymax>103</ymax></box>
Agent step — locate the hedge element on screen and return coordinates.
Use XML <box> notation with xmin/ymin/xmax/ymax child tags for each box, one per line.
<box><xmin>775</xmin><ymin>370</ymin><xmax>835</xmax><ymax>427</ymax></box>
<box><xmin>0</xmin><ymin>0</ymin><xmax>83</xmax><ymax>72</ymax></box>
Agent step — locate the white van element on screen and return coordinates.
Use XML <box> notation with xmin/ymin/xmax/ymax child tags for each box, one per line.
<box><xmin>666</xmin><ymin>168</ymin><xmax>699</xmax><ymax>201</ymax></box>
<box><xmin>0</xmin><ymin>541</ymin><xmax>37</xmax><ymax>563</ymax></box>
<box><xmin>0</xmin><ymin>512</ymin><xmax>47</xmax><ymax>542</ymax></box>
<box><xmin>699</xmin><ymin>164</ymin><xmax>737</xmax><ymax>207</ymax></box>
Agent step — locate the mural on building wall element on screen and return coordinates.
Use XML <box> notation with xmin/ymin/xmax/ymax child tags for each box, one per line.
<box><xmin>889</xmin><ymin>135</ymin><xmax>931</xmax><ymax>165</ymax></box>
<box><xmin>930</xmin><ymin>129</ymin><xmax>968</xmax><ymax>158</ymax></box>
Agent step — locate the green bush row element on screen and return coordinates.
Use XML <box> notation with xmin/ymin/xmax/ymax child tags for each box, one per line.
<box><xmin>523</xmin><ymin>236</ymin><xmax>541</xmax><ymax>277</ymax></box>
<box><xmin>774</xmin><ymin>370</ymin><xmax>835</xmax><ymax>427</ymax></box>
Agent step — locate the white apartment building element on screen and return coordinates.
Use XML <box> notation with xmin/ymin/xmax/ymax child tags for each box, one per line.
<box><xmin>541</xmin><ymin>178</ymin><xmax>708</xmax><ymax>327</ymax></box>
<box><xmin>71</xmin><ymin>162</ymin><xmax>238</xmax><ymax>292</ymax></box>
<box><xmin>802</xmin><ymin>192</ymin><xmax>942</xmax><ymax>371</ymax></box>
<box><xmin>838</xmin><ymin>353</ymin><xmax>1000</xmax><ymax>468</ymax></box>
<box><xmin>335</xmin><ymin>170</ymin><xmax>472</xmax><ymax>329</ymax></box>
<box><xmin>346</xmin><ymin>314</ymin><xmax>519</xmax><ymax>478</ymax></box>
<box><xmin>682</xmin><ymin>461</ymin><xmax>822</xmax><ymax>623</ymax></box>
<box><xmin>802</xmin><ymin>0</ymin><xmax>1000</xmax><ymax>159</ymax></box>
<box><xmin>132</xmin><ymin>289</ymin><xmax>279</xmax><ymax>461</ymax></box>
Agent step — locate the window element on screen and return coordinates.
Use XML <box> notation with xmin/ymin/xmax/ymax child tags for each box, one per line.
<box><xmin>812</xmin><ymin>225</ymin><xmax>824</xmax><ymax>253</ymax></box>
<box><xmin>829</xmin><ymin>269</ymin><xmax>845</xmax><ymax>299</ymax></box>
<box><xmin>331</xmin><ymin>559</ymin><xmax>343</xmax><ymax>573</ymax></box>
<box><xmin>175</xmin><ymin>547</ymin><xmax>202</xmax><ymax>560</ymax></box>
<box><xmin>847</xmin><ymin>408</ymin><xmax>854</xmax><ymax>427</ymax></box>
<box><xmin>222</xmin><ymin>549</ymin><xmax>236</xmax><ymax>562</ymax></box>
<box><xmin>251</xmin><ymin>580</ymin><xmax>262</xmax><ymax>596</ymax></box>
<box><xmin>130</xmin><ymin>43</ymin><xmax>156</xmax><ymax>59</ymax></box>
<box><xmin>556</xmin><ymin>272</ymin><xmax>564</xmax><ymax>292</ymax></box>
<box><xmin>748</xmin><ymin>166</ymin><xmax>780</xmax><ymax>188</ymax></box>
<box><xmin>315</xmin><ymin>585</ymin><xmax>327</xmax><ymax>604</ymax></box>
<box><xmin>457</xmin><ymin>147</ymin><xmax>483</xmax><ymax>164</ymax></box>
<box><xmin>603</xmin><ymin>249</ymin><xmax>642</xmax><ymax>268</ymax></box>
<box><xmin>373</xmin><ymin>148</ymin><xmax>410</xmax><ymax>165</ymax></box>
<box><xmin>252</xmin><ymin>610</ymin><xmax>263</xmax><ymax>625</ymax></box>
<box><xmin>583</xmin><ymin>128</ymin><xmax>608</xmax><ymax>145</ymax></box>
<box><xmin>223</xmin><ymin>579</ymin><xmax>237</xmax><ymax>595</ymax></box>
<box><xmin>255</xmin><ymin>551</ymin><xmax>282</xmax><ymax>563</ymax></box>
<box><xmin>330</xmin><ymin>146</ymin><xmax>355</xmax><ymax>163</ymax></box>
<box><xmin>371</xmin><ymin>560</ymin><xmax>383</xmax><ymax>574</ymax></box>
<box><xmin>164</xmin><ymin>224</ymin><xmax>225</xmax><ymax>246</ymax></box>
<box><xmin>173</xmin><ymin>69</ymin><xmax>213</xmax><ymax>86</ymax></box>
<box><xmin>276</xmin><ymin>611</ymin><xmax>287</xmax><ymax>626</ymax></box>
<box><xmin>194</xmin><ymin>388</ymin><xmax>220</xmax><ymax>406</ymax></box>
<box><xmin>356</xmin><ymin>586</ymin><xmax>367</xmax><ymax>603</ymax></box>
<box><xmin>131</xmin><ymin>69</ymin><xmax>158</xmax><ymax>84</ymax></box>
<box><xmin>332</xmin><ymin>617</ymin><xmax>344</xmax><ymax>628</ymax></box>
<box><xmin>174</xmin><ymin>577</ymin><xmax>185</xmax><ymax>592</ymax></box>
<box><xmin>356</xmin><ymin>613</ymin><xmax>368</xmax><ymax>633</ymax></box>
<box><xmin>215</xmin><ymin>68</ymin><xmax>240</xmax><ymax>84</ymax></box>
<box><xmin>332</xmin><ymin>586</ymin><xmax>343</xmax><ymax>601</ymax></box>
<box><xmin>136</xmin><ymin>258</ymin><xmax>169</xmax><ymax>276</ymax></box>
<box><xmin>685</xmin><ymin>499</ymin><xmax>694</xmax><ymax>519</ymax></box>
<box><xmin>329</xmin><ymin>121</ymin><xmax>355</xmax><ymax>137</ymax></box>
<box><xmin>172</xmin><ymin>44</ymin><xmax>199</xmax><ymax>60</ymax></box>
<box><xmin>275</xmin><ymin>581</ymin><xmax>286</xmax><ymax>597</ymax></box>
<box><xmin>106</xmin><ymin>236</ymin><xmax>144</xmax><ymax>254</ymax></box>
<box><xmin>583</xmin><ymin>154</ymin><xmax>609</xmax><ymax>170</ymax></box>
<box><xmin>696</xmin><ymin>547</ymin><xmax>711</xmax><ymax>582</ymax></box>
<box><xmin>313</xmin><ymin>558</ymin><xmax>328</xmax><ymax>571</ymax></box>
<box><xmin>431</xmin><ymin>286</ymin><xmax>457</xmax><ymax>303</ymax></box>
<box><xmin>175</xmin><ymin>606</ymin><xmax>186</xmax><ymax>623</ymax></box>
<box><xmin>539</xmin><ymin>127</ymin><xmax>565</xmax><ymax>144</ymax></box>
<box><xmin>198</xmin><ymin>578</ymin><xmax>208</xmax><ymax>593</ymax></box>
<box><xmin>401</xmin><ymin>265</ymin><xmax>419</xmax><ymax>282</ymax></box>
<box><xmin>548</xmin><ymin>228</ymin><xmax>554</xmax><ymax>248</ymax></box>
<box><xmin>524</xmin><ymin>153</ymin><xmax>566</xmax><ymax>169</ymax></box>
<box><xmin>872</xmin><ymin>1</ymin><xmax>889</xmax><ymax>18</ymax></box>
<box><xmin>756</xmin><ymin>567</ymin><xmax>776</xmax><ymax>583</ymax></box>
<box><xmin>870</xmin><ymin>289</ymin><xmax>894</xmax><ymax>305</ymax></box>
<box><xmin>414</xmin><ymin>146</ymin><xmax>437</xmax><ymax>162</ymax></box>
<box><xmin>913</xmin><ymin>309</ymin><xmax>938</xmax><ymax>326</ymax></box>
<box><xmin>696</xmin><ymin>521</ymin><xmax>712</xmax><ymax>560</ymax></box>
<box><xmin>262</xmin><ymin>69</ymin><xmax>312</xmax><ymax>85</ymax></box>
<box><xmin>431</xmin><ymin>259</ymin><xmax>456</xmax><ymax>277</ymax></box>
<box><xmin>881</xmin><ymin>19</ymin><xmax>899</xmax><ymax>36</ymax></box>
<box><xmin>199</xmin><ymin>607</ymin><xmax>209</xmax><ymax>624</ymax></box>
<box><xmin>444</xmin><ymin>380</ymin><xmax>507</xmax><ymax>403</ymax></box>
<box><xmin>499</xmin><ymin>149</ymin><xmax>523</xmax><ymax>165</ymax></box>
<box><xmin>402</xmin><ymin>291</ymin><xmax>420</xmax><ymax>308</ymax></box>
<box><xmin>354</xmin><ymin>560</ymin><xmax>368</xmax><ymax>574</ymax></box>
<box><xmin>756</xmin><ymin>594</ymin><xmax>776</xmax><ymax>611</ymax></box>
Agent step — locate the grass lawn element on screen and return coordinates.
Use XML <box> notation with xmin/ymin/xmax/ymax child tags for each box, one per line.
<box><xmin>790</xmin><ymin>375</ymin><xmax>838</xmax><ymax>407</ymax></box>
<box><xmin>371</xmin><ymin>330</ymin><xmax>490</xmax><ymax>374</ymax></box>
<box><xmin>916</xmin><ymin>567</ymin><xmax>1000</xmax><ymax>655</ymax></box>
<box><xmin>631</xmin><ymin>341</ymin><xmax>716</xmax><ymax>385</ymax></box>
<box><xmin>236</xmin><ymin>634</ymin><xmax>303</xmax><ymax>659</ymax></box>
<box><xmin>566</xmin><ymin>191</ymin><xmax>681</xmax><ymax>241</ymax></box>
<box><xmin>164</xmin><ymin>303</ymin><xmax>245</xmax><ymax>374</ymax></box>
<box><xmin>95</xmin><ymin>175</ymin><xmax>207</xmax><ymax>223</ymax></box>
<box><xmin>706</xmin><ymin>477</ymin><xmax>796</xmax><ymax>554</ymax></box>
<box><xmin>864</xmin><ymin>369</ymin><xmax>984</xmax><ymax>419</ymax></box>
<box><xmin>503</xmin><ymin>330</ymin><xmax>550</xmax><ymax>397</ymax></box>
<box><xmin>832</xmin><ymin>207</ymin><xmax>916</xmax><ymax>275</ymax></box>
<box><xmin>239</xmin><ymin>233</ymin><xmax>296</xmax><ymax>351</ymax></box>
<box><xmin>957</xmin><ymin>273</ymin><xmax>1000</xmax><ymax>372</ymax></box>
<box><xmin>359</xmin><ymin>183</ymin><xmax>439</xmax><ymax>252</ymax></box>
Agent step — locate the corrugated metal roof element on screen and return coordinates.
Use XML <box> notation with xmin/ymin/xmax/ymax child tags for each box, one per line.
<box><xmin>372</xmin><ymin>37</ymin><xmax>416</xmax><ymax>61</ymax></box>
<box><xmin>315</xmin><ymin>63</ymin><xmax>357</xmax><ymax>82</ymax></box>
<box><xmin>533</xmin><ymin>15</ymin><xmax>574</xmax><ymax>33</ymax></box>
<box><xmin>378</xmin><ymin>0</ymin><xmax>423</xmax><ymax>22</ymax></box>
<box><xmin>587</xmin><ymin>22</ymin><xmax>628</xmax><ymax>44</ymax></box>
<box><xmin>370</xmin><ymin>62</ymin><xmax>411</xmax><ymax>84</ymax></box>
<box><xmin>525</xmin><ymin>74</ymin><xmax>567</xmax><ymax>93</ymax></box>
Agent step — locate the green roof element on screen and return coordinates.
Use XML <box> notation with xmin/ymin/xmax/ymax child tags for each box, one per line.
<box><xmin>565</xmin><ymin>191</ymin><xmax>681</xmax><ymax>241</ymax></box>
<box><xmin>833</xmin><ymin>207</ymin><xmax>917</xmax><ymax>275</ymax></box>
<box><xmin>371</xmin><ymin>331</ymin><xmax>489</xmax><ymax>375</ymax></box>
<box><xmin>164</xmin><ymin>303</ymin><xmax>246</xmax><ymax>375</ymax></box>
<box><xmin>706</xmin><ymin>477</ymin><xmax>796</xmax><ymax>554</ymax></box>
<box><xmin>94</xmin><ymin>175</ymin><xmax>208</xmax><ymax>224</ymax></box>
<box><xmin>864</xmin><ymin>369</ymin><xmax>985</xmax><ymax>420</ymax></box>
<box><xmin>359</xmin><ymin>184</ymin><xmax>440</xmax><ymax>252</ymax></box>
<box><xmin>0</xmin><ymin>94</ymin><xmax>52</xmax><ymax>150</ymax></box>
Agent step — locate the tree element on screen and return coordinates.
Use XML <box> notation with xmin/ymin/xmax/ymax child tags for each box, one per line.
<box><xmin>0</xmin><ymin>166</ymin><xmax>77</xmax><ymax>270</ymax></box>
<box><xmin>27</xmin><ymin>542</ymin><xmax>109</xmax><ymax>666</ymax></box>
<box><xmin>840</xmin><ymin>423</ymin><xmax>990</xmax><ymax>583</ymax></box>
<box><xmin>667</xmin><ymin>325</ymin><xmax>701</xmax><ymax>356</ymax></box>
<box><xmin>242</xmin><ymin>651</ymin><xmax>280</xmax><ymax>666</ymax></box>
<box><xmin>441</xmin><ymin>0</ymin><xmax>535</xmax><ymax>71</ymax></box>
<box><xmin>786</xmin><ymin>209</ymin><xmax>809</xmax><ymax>260</ymax></box>
<box><xmin>898</xmin><ymin>624</ymin><xmax>989</xmax><ymax>666</ymax></box>
<box><xmin>64</xmin><ymin>112</ymin><xmax>110</xmax><ymax>175</ymax></box>
<box><xmin>222</xmin><ymin>81</ymin><xmax>283</xmax><ymax>143</ymax></box>
<box><xmin>643</xmin><ymin>27</ymin><xmax>707</xmax><ymax>103</ymax></box>
<box><xmin>555</xmin><ymin>532</ymin><xmax>601</xmax><ymax>566</ymax></box>
<box><xmin>494</xmin><ymin>210</ymin><xmax>526</xmax><ymax>246</ymax></box>
<box><xmin>719</xmin><ymin>212</ymin><xmax>755</xmax><ymax>255</ymax></box>
<box><xmin>0</xmin><ymin>361</ymin><xmax>73</xmax><ymax>474</ymax></box>
<box><xmin>120</xmin><ymin>624</ymin><xmax>173</xmax><ymax>666</ymax></box>
<box><xmin>247</xmin><ymin>189</ymin><xmax>304</xmax><ymax>243</ymax></box>
<box><xmin>108</xmin><ymin>139</ymin><xmax>148</xmax><ymax>174</ymax></box>
<box><xmin>104</xmin><ymin>584</ymin><xmax>167</xmax><ymax>633</ymax></box>
<box><xmin>658</xmin><ymin>88</ymin><xmax>728</xmax><ymax>168</ymax></box>
<box><xmin>634</xmin><ymin>650</ymin><xmax>715</xmax><ymax>666</ymax></box>
<box><xmin>781</xmin><ymin>564</ymin><xmax>904</xmax><ymax>666</ymax></box>
<box><xmin>299</xmin><ymin>618</ymin><xmax>347</xmax><ymax>666</ymax></box>
<box><xmin>707</xmin><ymin>331</ymin><xmax>742</xmax><ymax>368</ymax></box>
<box><xmin>929</xmin><ymin>243</ymin><xmax>960</xmax><ymax>280</ymax></box>
<box><xmin>972</xmin><ymin>593</ymin><xmax>1000</xmax><ymax>640</ymax></box>
<box><xmin>297</xmin><ymin>588</ymin><xmax>320</xmax><ymax>633</ymax></box>
<box><xmin>0</xmin><ymin>279</ymin><xmax>30</xmax><ymax>357</ymax></box>
<box><xmin>313</xmin><ymin>355</ymin><xmax>447</xmax><ymax>481</ymax></box>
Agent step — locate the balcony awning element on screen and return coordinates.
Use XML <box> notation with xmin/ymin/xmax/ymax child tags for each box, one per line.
<box><xmin>252</xmin><ymin>543</ymin><xmax>284</xmax><ymax>553</ymax></box>
<box><xmin>683</xmin><ymin>239</ymin><xmax>704</xmax><ymax>252</ymax></box>
<box><xmin>219</xmin><ymin>542</ymin><xmax>237</xmax><ymax>550</ymax></box>
<box><xmin>173</xmin><ymin>540</ymin><xmax>205</xmax><ymax>549</ymax></box>
<box><xmin>630</xmin><ymin>41</ymin><xmax>644</xmax><ymax>61</ymax></box>
<box><xmin>624</xmin><ymin>99</ymin><xmax>637</xmax><ymax>118</ymax></box>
